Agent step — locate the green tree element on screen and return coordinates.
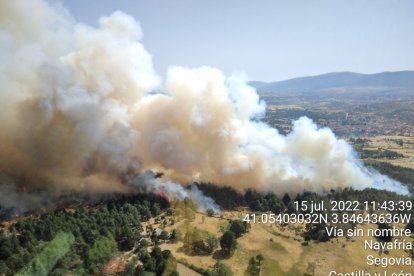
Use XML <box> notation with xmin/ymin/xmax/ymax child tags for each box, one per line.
<box><xmin>220</xmin><ymin>231</ymin><xmax>237</xmax><ymax>256</ymax></box>
<box><xmin>0</xmin><ymin>261</ymin><xmax>11</xmax><ymax>275</ymax></box>
<box><xmin>139</xmin><ymin>207</ymin><xmax>151</xmax><ymax>221</ymax></box>
<box><xmin>282</xmin><ymin>193</ymin><xmax>291</xmax><ymax>207</ymax></box>
<box><xmin>205</xmin><ymin>235</ymin><xmax>218</xmax><ymax>254</ymax></box>
<box><xmin>377</xmin><ymin>223</ymin><xmax>393</xmax><ymax>243</ymax></box>
<box><xmin>287</xmin><ymin>201</ymin><xmax>297</xmax><ymax>214</ymax></box>
<box><xmin>256</xmin><ymin>254</ymin><xmax>264</xmax><ymax>265</ymax></box>
<box><xmin>213</xmin><ymin>261</ymin><xmax>233</xmax><ymax>276</ymax></box>
<box><xmin>160</xmin><ymin>250</ymin><xmax>177</xmax><ymax>276</ymax></box>
<box><xmin>123</xmin><ymin>258</ymin><xmax>137</xmax><ymax>276</ymax></box>
<box><xmin>143</xmin><ymin>258</ymin><xmax>156</xmax><ymax>272</ymax></box>
<box><xmin>133</xmin><ymin>265</ymin><xmax>145</xmax><ymax>275</ymax></box>
<box><xmin>229</xmin><ymin>220</ymin><xmax>247</xmax><ymax>238</ymax></box>
<box><xmin>207</xmin><ymin>208</ymin><xmax>215</xmax><ymax>217</ymax></box>
<box><xmin>151</xmin><ymin>203</ymin><xmax>161</xmax><ymax>217</ymax></box>
<box><xmin>245</xmin><ymin>256</ymin><xmax>260</xmax><ymax>276</ymax></box>
<box><xmin>159</xmin><ymin>230</ymin><xmax>169</xmax><ymax>241</ymax></box>
<box><xmin>85</xmin><ymin>236</ymin><xmax>117</xmax><ymax>273</ymax></box>
<box><xmin>169</xmin><ymin>230</ymin><xmax>177</xmax><ymax>243</ymax></box>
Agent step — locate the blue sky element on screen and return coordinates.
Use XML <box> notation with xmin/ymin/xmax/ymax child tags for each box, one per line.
<box><xmin>60</xmin><ymin>0</ymin><xmax>414</xmax><ymax>81</ymax></box>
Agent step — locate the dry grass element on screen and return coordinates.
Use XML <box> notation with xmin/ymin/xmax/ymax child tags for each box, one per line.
<box><xmin>176</xmin><ymin>263</ymin><xmax>202</xmax><ymax>276</ymax></box>
<box><xmin>159</xmin><ymin>212</ymin><xmax>414</xmax><ymax>275</ymax></box>
<box><xmin>364</xmin><ymin>135</ymin><xmax>414</xmax><ymax>169</ymax></box>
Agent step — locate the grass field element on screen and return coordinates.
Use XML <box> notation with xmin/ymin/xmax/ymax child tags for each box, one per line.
<box><xmin>362</xmin><ymin>135</ymin><xmax>414</xmax><ymax>169</ymax></box>
<box><xmin>159</xmin><ymin>212</ymin><xmax>414</xmax><ymax>275</ymax></box>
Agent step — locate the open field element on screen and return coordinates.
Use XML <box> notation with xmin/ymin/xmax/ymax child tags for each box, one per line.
<box><xmin>158</xmin><ymin>212</ymin><xmax>414</xmax><ymax>275</ymax></box>
<box><xmin>359</xmin><ymin>136</ymin><xmax>414</xmax><ymax>169</ymax></box>
<box><xmin>177</xmin><ymin>263</ymin><xmax>202</xmax><ymax>276</ymax></box>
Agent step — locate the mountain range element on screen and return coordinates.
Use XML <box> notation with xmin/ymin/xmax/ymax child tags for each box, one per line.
<box><xmin>250</xmin><ymin>71</ymin><xmax>414</xmax><ymax>93</ymax></box>
<box><xmin>249</xmin><ymin>71</ymin><xmax>414</xmax><ymax>104</ymax></box>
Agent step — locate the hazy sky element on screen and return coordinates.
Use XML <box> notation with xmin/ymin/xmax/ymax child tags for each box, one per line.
<box><xmin>59</xmin><ymin>0</ymin><xmax>414</xmax><ymax>81</ymax></box>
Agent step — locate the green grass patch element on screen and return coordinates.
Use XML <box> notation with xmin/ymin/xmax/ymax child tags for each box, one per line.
<box><xmin>219</xmin><ymin>220</ymin><xmax>229</xmax><ymax>233</ymax></box>
<box><xmin>261</xmin><ymin>257</ymin><xmax>295</xmax><ymax>276</ymax></box>
<box><xmin>16</xmin><ymin>232</ymin><xmax>75</xmax><ymax>276</ymax></box>
<box><xmin>268</xmin><ymin>241</ymin><xmax>287</xmax><ymax>252</ymax></box>
<box><xmin>267</xmin><ymin>228</ymin><xmax>291</xmax><ymax>239</ymax></box>
<box><xmin>230</xmin><ymin>244</ymin><xmax>291</xmax><ymax>276</ymax></box>
<box><xmin>286</xmin><ymin>239</ymin><xmax>314</xmax><ymax>276</ymax></box>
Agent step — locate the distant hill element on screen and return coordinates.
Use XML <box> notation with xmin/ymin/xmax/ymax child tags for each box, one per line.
<box><xmin>250</xmin><ymin>71</ymin><xmax>414</xmax><ymax>104</ymax></box>
<box><xmin>250</xmin><ymin>71</ymin><xmax>414</xmax><ymax>93</ymax></box>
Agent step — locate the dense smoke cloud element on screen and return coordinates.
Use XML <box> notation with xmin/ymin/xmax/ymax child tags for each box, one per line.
<box><xmin>0</xmin><ymin>0</ymin><xmax>408</xmax><ymax>212</ymax></box>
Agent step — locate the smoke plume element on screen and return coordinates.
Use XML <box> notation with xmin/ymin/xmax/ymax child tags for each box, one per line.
<box><xmin>0</xmin><ymin>0</ymin><xmax>408</xmax><ymax>212</ymax></box>
<box><xmin>131</xmin><ymin>171</ymin><xmax>221</xmax><ymax>213</ymax></box>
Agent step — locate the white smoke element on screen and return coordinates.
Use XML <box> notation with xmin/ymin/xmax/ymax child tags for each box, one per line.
<box><xmin>0</xmin><ymin>0</ymin><xmax>409</xmax><ymax>212</ymax></box>
<box><xmin>130</xmin><ymin>171</ymin><xmax>221</xmax><ymax>213</ymax></box>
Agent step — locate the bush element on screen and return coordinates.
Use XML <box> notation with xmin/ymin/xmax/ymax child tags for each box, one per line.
<box><xmin>183</xmin><ymin>227</ymin><xmax>218</xmax><ymax>255</ymax></box>
<box><xmin>206</xmin><ymin>208</ymin><xmax>215</xmax><ymax>217</ymax></box>
<box><xmin>213</xmin><ymin>261</ymin><xmax>233</xmax><ymax>276</ymax></box>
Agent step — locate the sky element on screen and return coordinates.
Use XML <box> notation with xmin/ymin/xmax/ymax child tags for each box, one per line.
<box><xmin>58</xmin><ymin>0</ymin><xmax>414</xmax><ymax>82</ymax></box>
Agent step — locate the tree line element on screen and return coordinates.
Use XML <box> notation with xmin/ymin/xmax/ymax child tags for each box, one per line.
<box><xmin>0</xmin><ymin>194</ymin><xmax>177</xmax><ymax>275</ymax></box>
